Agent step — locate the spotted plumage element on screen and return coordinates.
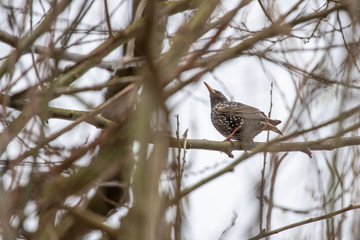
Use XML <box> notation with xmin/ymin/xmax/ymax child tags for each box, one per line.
<box><xmin>204</xmin><ymin>82</ymin><xmax>282</xmax><ymax>141</ymax></box>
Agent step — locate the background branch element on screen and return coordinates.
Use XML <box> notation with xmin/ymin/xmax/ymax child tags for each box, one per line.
<box><xmin>248</xmin><ymin>204</ymin><xmax>360</xmax><ymax>240</ymax></box>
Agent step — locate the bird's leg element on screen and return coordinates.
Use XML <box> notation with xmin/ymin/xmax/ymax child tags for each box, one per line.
<box><xmin>224</xmin><ymin>124</ymin><xmax>242</xmax><ymax>142</ymax></box>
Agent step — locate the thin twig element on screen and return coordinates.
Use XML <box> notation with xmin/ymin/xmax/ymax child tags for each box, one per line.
<box><xmin>248</xmin><ymin>204</ymin><xmax>360</xmax><ymax>240</ymax></box>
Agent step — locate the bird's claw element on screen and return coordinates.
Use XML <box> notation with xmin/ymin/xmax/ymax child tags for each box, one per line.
<box><xmin>223</xmin><ymin>137</ymin><xmax>235</xmax><ymax>146</ymax></box>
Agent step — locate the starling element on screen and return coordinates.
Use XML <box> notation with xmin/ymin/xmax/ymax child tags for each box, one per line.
<box><xmin>204</xmin><ymin>82</ymin><xmax>282</xmax><ymax>141</ymax></box>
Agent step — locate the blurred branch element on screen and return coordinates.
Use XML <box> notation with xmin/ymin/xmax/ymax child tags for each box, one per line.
<box><xmin>161</xmin><ymin>0</ymin><xmax>199</xmax><ymax>15</ymax></box>
<box><xmin>0</xmin><ymin>93</ymin><xmax>114</xmax><ymax>129</ymax></box>
<box><xmin>254</xmin><ymin>54</ymin><xmax>360</xmax><ymax>89</ymax></box>
<box><xmin>219</xmin><ymin>212</ymin><xmax>238</xmax><ymax>240</ymax></box>
<box><xmin>54</xmin><ymin>75</ymin><xmax>140</xmax><ymax>95</ymax></box>
<box><xmin>0</xmin><ymin>29</ymin><xmax>143</xmax><ymax>70</ymax></box>
<box><xmin>0</xmin><ymin>0</ymin><xmax>201</xmax><ymax>72</ymax></box>
<box><xmin>0</xmin><ymin>0</ymin><xmax>72</xmax><ymax>79</ymax></box>
<box><xmin>281</xmin><ymin>104</ymin><xmax>360</xmax><ymax>141</ymax></box>
<box><xmin>52</xmin><ymin>0</ymin><xmax>203</xmax><ymax>88</ymax></box>
<box><xmin>48</xmin><ymin>107</ymin><xmax>114</xmax><ymax>129</ymax></box>
<box><xmin>248</xmin><ymin>204</ymin><xmax>360</xmax><ymax>240</ymax></box>
<box><xmin>0</xmin><ymin>84</ymin><xmax>134</xmax><ymax>170</ymax></box>
<box><xmin>159</xmin><ymin>0</ymin><xmax>220</xmax><ymax>85</ymax></box>
<box><xmin>161</xmin><ymin>0</ymin><xmax>251</xmax><ymax>87</ymax></box>
<box><xmin>64</xmin><ymin>206</ymin><xmax>117</xmax><ymax>238</ymax></box>
<box><xmin>165</xmin><ymin>3</ymin><xmax>346</xmax><ymax>96</ymax></box>
<box><xmin>53</xmin><ymin>22</ymin><xmax>145</xmax><ymax>87</ymax></box>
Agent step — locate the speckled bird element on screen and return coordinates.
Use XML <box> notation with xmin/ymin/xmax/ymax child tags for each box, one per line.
<box><xmin>204</xmin><ymin>82</ymin><xmax>282</xmax><ymax>141</ymax></box>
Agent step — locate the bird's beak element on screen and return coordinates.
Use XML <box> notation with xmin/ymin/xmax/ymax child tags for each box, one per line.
<box><xmin>204</xmin><ymin>82</ymin><xmax>216</xmax><ymax>94</ymax></box>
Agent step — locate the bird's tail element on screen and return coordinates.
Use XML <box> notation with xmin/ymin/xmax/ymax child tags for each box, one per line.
<box><xmin>261</xmin><ymin>121</ymin><xmax>283</xmax><ymax>135</ymax></box>
<box><xmin>268</xmin><ymin>119</ymin><xmax>281</xmax><ymax>126</ymax></box>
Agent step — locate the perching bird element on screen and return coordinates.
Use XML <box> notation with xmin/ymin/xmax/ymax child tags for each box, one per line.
<box><xmin>204</xmin><ymin>82</ymin><xmax>282</xmax><ymax>142</ymax></box>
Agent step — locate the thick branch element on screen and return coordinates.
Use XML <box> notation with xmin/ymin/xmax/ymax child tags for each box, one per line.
<box><xmin>48</xmin><ymin>107</ymin><xmax>114</xmax><ymax>129</ymax></box>
<box><xmin>171</xmin><ymin>136</ymin><xmax>360</xmax><ymax>203</ymax></box>
<box><xmin>167</xmin><ymin>136</ymin><xmax>360</xmax><ymax>157</ymax></box>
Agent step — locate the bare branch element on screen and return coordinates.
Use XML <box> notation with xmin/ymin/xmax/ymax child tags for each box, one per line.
<box><xmin>167</xmin><ymin>136</ymin><xmax>360</xmax><ymax>156</ymax></box>
<box><xmin>248</xmin><ymin>204</ymin><xmax>360</xmax><ymax>240</ymax></box>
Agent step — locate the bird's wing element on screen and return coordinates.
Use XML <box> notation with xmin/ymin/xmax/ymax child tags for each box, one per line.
<box><xmin>217</xmin><ymin>104</ymin><xmax>267</xmax><ymax>120</ymax></box>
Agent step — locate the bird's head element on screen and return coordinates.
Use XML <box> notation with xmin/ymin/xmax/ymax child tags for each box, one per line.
<box><xmin>204</xmin><ymin>82</ymin><xmax>228</xmax><ymax>106</ymax></box>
